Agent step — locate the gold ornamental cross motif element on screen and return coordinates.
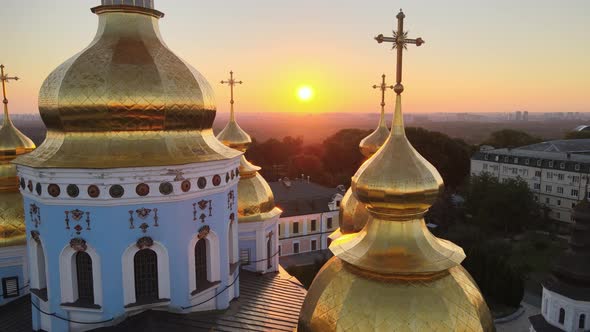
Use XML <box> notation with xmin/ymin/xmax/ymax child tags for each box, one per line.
<box><xmin>220</xmin><ymin>71</ymin><xmax>243</xmax><ymax>105</ymax></box>
<box><xmin>375</xmin><ymin>10</ymin><xmax>424</xmax><ymax>95</ymax></box>
<box><xmin>373</xmin><ymin>74</ymin><xmax>394</xmax><ymax>108</ymax></box>
<box><xmin>0</xmin><ymin>64</ymin><xmax>19</xmax><ymax>112</ymax></box>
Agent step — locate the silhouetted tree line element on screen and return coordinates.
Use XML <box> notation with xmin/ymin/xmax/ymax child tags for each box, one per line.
<box><xmin>246</xmin><ymin>127</ymin><xmax>473</xmax><ymax>190</ymax></box>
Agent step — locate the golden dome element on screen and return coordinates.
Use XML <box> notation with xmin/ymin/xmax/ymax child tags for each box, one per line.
<box><xmin>338</xmin><ymin>186</ymin><xmax>369</xmax><ymax>234</ymax></box>
<box><xmin>299</xmin><ymin>11</ymin><xmax>492</xmax><ymax>331</ymax></box>
<box><xmin>298</xmin><ymin>257</ymin><xmax>493</xmax><ymax>332</ymax></box>
<box><xmin>0</xmin><ymin>114</ymin><xmax>35</xmax><ymax>192</ymax></box>
<box><xmin>237</xmin><ymin>157</ymin><xmax>281</xmax><ymax>223</ymax></box>
<box><xmin>358</xmin><ymin>107</ymin><xmax>389</xmax><ymax>158</ymax></box>
<box><xmin>217</xmin><ymin>109</ymin><xmax>252</xmax><ymax>152</ymax></box>
<box><xmin>14</xmin><ymin>4</ymin><xmax>239</xmax><ymax>169</ymax></box>
<box><xmin>216</xmin><ymin>73</ymin><xmax>281</xmax><ymax>223</ymax></box>
<box><xmin>0</xmin><ymin>191</ymin><xmax>27</xmax><ymax>248</ymax></box>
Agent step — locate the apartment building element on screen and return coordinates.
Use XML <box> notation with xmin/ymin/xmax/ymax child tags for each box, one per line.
<box><xmin>269</xmin><ymin>179</ymin><xmax>344</xmax><ymax>256</ymax></box>
<box><xmin>471</xmin><ymin>139</ymin><xmax>590</xmax><ymax>229</ymax></box>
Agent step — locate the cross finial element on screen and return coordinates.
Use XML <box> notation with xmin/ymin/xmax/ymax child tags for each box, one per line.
<box><xmin>220</xmin><ymin>71</ymin><xmax>243</xmax><ymax>122</ymax></box>
<box><xmin>1</xmin><ymin>64</ymin><xmax>20</xmax><ymax>122</ymax></box>
<box><xmin>375</xmin><ymin>10</ymin><xmax>424</xmax><ymax>95</ymax></box>
<box><xmin>372</xmin><ymin>74</ymin><xmax>394</xmax><ymax>108</ymax></box>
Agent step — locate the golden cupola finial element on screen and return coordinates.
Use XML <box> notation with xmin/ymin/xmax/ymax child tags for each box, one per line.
<box><xmin>338</xmin><ymin>74</ymin><xmax>393</xmax><ymax>235</ymax></box>
<box><xmin>359</xmin><ymin>74</ymin><xmax>393</xmax><ymax>158</ymax></box>
<box><xmin>13</xmin><ymin>2</ymin><xmax>240</xmax><ymax>169</ymax></box>
<box><xmin>216</xmin><ymin>72</ymin><xmax>281</xmax><ymax>223</ymax></box>
<box><xmin>0</xmin><ymin>64</ymin><xmax>35</xmax><ymax>192</ymax></box>
<box><xmin>299</xmin><ymin>10</ymin><xmax>493</xmax><ymax>332</ymax></box>
<box><xmin>217</xmin><ymin>71</ymin><xmax>252</xmax><ymax>153</ymax></box>
<box><xmin>1</xmin><ymin>65</ymin><xmax>35</xmax><ymax>248</ymax></box>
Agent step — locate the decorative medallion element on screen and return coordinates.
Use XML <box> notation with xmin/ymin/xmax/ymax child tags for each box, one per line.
<box><xmin>71</xmin><ymin>209</ymin><xmax>85</xmax><ymax>221</ymax></box>
<box><xmin>136</xmin><ymin>208</ymin><xmax>152</xmax><ymax>219</ymax></box>
<box><xmin>109</xmin><ymin>185</ymin><xmax>124</xmax><ymax>198</ymax></box>
<box><xmin>231</xmin><ymin>170</ymin><xmax>235</xmax><ymax>180</ymax></box>
<box><xmin>48</xmin><ymin>184</ymin><xmax>61</xmax><ymax>197</ymax></box>
<box><xmin>30</xmin><ymin>230</ymin><xmax>41</xmax><ymax>243</ymax></box>
<box><xmin>200</xmin><ymin>213</ymin><xmax>206</xmax><ymax>223</ymax></box>
<box><xmin>153</xmin><ymin>208</ymin><xmax>159</xmax><ymax>227</ymax></box>
<box><xmin>29</xmin><ymin>204</ymin><xmax>41</xmax><ymax>228</ymax></box>
<box><xmin>212</xmin><ymin>175</ymin><xmax>221</xmax><ymax>186</ymax></box>
<box><xmin>136</xmin><ymin>236</ymin><xmax>154</xmax><ymax>249</ymax></box>
<box><xmin>136</xmin><ymin>183</ymin><xmax>150</xmax><ymax>196</ymax></box>
<box><xmin>74</xmin><ymin>224</ymin><xmax>83</xmax><ymax>235</ymax></box>
<box><xmin>88</xmin><ymin>185</ymin><xmax>100</xmax><ymax>198</ymax></box>
<box><xmin>139</xmin><ymin>223</ymin><xmax>149</xmax><ymax>233</ymax></box>
<box><xmin>181</xmin><ymin>180</ymin><xmax>191</xmax><ymax>192</ymax></box>
<box><xmin>225</xmin><ymin>173</ymin><xmax>230</xmax><ymax>183</ymax></box>
<box><xmin>69</xmin><ymin>238</ymin><xmax>87</xmax><ymax>252</ymax></box>
<box><xmin>192</xmin><ymin>203</ymin><xmax>197</xmax><ymax>221</ymax></box>
<box><xmin>198</xmin><ymin>200</ymin><xmax>208</xmax><ymax>210</ymax></box>
<box><xmin>159</xmin><ymin>182</ymin><xmax>173</xmax><ymax>195</ymax></box>
<box><xmin>35</xmin><ymin>183</ymin><xmax>42</xmax><ymax>196</ymax></box>
<box><xmin>128</xmin><ymin>210</ymin><xmax>135</xmax><ymax>229</ymax></box>
<box><xmin>197</xmin><ymin>225</ymin><xmax>210</xmax><ymax>239</ymax></box>
<box><xmin>67</xmin><ymin>184</ymin><xmax>79</xmax><ymax>198</ymax></box>
<box><xmin>197</xmin><ymin>177</ymin><xmax>207</xmax><ymax>189</ymax></box>
<box><xmin>27</xmin><ymin>180</ymin><xmax>33</xmax><ymax>192</ymax></box>
<box><xmin>228</xmin><ymin>190</ymin><xmax>235</xmax><ymax>210</ymax></box>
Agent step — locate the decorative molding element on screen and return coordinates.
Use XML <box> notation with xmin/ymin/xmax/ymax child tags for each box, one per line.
<box><xmin>65</xmin><ymin>209</ymin><xmax>92</xmax><ymax>235</ymax></box>
<box><xmin>136</xmin><ymin>208</ymin><xmax>152</xmax><ymax>219</ymax></box>
<box><xmin>136</xmin><ymin>236</ymin><xmax>154</xmax><ymax>249</ymax></box>
<box><xmin>128</xmin><ymin>210</ymin><xmax>135</xmax><ymax>229</ymax></box>
<box><xmin>228</xmin><ymin>190</ymin><xmax>235</xmax><ymax>210</ymax></box>
<box><xmin>69</xmin><ymin>238</ymin><xmax>87</xmax><ymax>252</ymax></box>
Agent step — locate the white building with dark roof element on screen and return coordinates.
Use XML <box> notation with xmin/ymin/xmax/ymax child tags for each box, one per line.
<box><xmin>471</xmin><ymin>139</ymin><xmax>590</xmax><ymax>228</ymax></box>
<box><xmin>268</xmin><ymin>179</ymin><xmax>344</xmax><ymax>256</ymax></box>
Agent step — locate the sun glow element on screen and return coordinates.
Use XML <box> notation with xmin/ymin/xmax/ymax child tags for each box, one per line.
<box><xmin>297</xmin><ymin>86</ymin><xmax>314</xmax><ymax>102</ymax></box>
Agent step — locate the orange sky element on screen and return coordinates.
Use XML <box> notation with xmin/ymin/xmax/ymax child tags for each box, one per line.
<box><xmin>1</xmin><ymin>0</ymin><xmax>589</xmax><ymax>115</ymax></box>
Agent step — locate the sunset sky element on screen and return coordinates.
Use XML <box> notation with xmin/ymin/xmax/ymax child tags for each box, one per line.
<box><xmin>1</xmin><ymin>0</ymin><xmax>589</xmax><ymax>115</ymax></box>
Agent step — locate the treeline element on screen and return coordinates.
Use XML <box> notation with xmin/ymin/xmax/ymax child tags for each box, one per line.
<box><xmin>246</xmin><ymin>127</ymin><xmax>474</xmax><ymax>189</ymax></box>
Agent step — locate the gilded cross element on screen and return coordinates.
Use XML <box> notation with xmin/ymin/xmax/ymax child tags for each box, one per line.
<box><xmin>220</xmin><ymin>71</ymin><xmax>243</xmax><ymax>106</ymax></box>
<box><xmin>373</xmin><ymin>74</ymin><xmax>394</xmax><ymax>108</ymax></box>
<box><xmin>0</xmin><ymin>64</ymin><xmax>19</xmax><ymax>119</ymax></box>
<box><xmin>375</xmin><ymin>10</ymin><xmax>424</xmax><ymax>95</ymax></box>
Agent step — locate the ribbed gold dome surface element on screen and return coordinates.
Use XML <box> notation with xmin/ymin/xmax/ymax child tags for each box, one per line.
<box><xmin>358</xmin><ymin>108</ymin><xmax>389</xmax><ymax>158</ymax></box>
<box><xmin>298</xmin><ymin>257</ymin><xmax>493</xmax><ymax>332</ymax></box>
<box><xmin>14</xmin><ymin>5</ymin><xmax>239</xmax><ymax>169</ymax></box>
<box><xmin>0</xmin><ymin>192</ymin><xmax>27</xmax><ymax>248</ymax></box>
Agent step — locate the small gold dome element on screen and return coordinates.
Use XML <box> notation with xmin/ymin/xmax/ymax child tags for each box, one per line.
<box><xmin>237</xmin><ymin>157</ymin><xmax>281</xmax><ymax>223</ymax></box>
<box><xmin>298</xmin><ymin>257</ymin><xmax>494</xmax><ymax>332</ymax></box>
<box><xmin>338</xmin><ymin>187</ymin><xmax>369</xmax><ymax>234</ymax></box>
<box><xmin>217</xmin><ymin>113</ymin><xmax>252</xmax><ymax>152</ymax></box>
<box><xmin>14</xmin><ymin>5</ymin><xmax>239</xmax><ymax>169</ymax></box>
<box><xmin>358</xmin><ymin>108</ymin><xmax>389</xmax><ymax>158</ymax></box>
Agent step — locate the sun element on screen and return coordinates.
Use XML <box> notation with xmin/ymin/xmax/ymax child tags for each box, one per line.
<box><xmin>297</xmin><ymin>86</ymin><xmax>314</xmax><ymax>102</ymax></box>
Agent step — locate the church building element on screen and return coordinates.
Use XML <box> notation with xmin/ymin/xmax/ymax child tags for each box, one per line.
<box><xmin>12</xmin><ymin>1</ymin><xmax>244</xmax><ymax>330</ymax></box>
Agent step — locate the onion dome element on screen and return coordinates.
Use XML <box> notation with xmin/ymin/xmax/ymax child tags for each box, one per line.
<box><xmin>14</xmin><ymin>2</ymin><xmax>239</xmax><ymax>169</ymax></box>
<box><xmin>543</xmin><ymin>194</ymin><xmax>590</xmax><ymax>301</ymax></box>
<box><xmin>299</xmin><ymin>11</ymin><xmax>493</xmax><ymax>331</ymax></box>
<box><xmin>1</xmin><ymin>65</ymin><xmax>36</xmax><ymax>247</ymax></box>
<box><xmin>216</xmin><ymin>72</ymin><xmax>281</xmax><ymax>223</ymax></box>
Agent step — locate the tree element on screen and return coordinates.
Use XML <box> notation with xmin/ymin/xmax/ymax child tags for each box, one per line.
<box><xmin>564</xmin><ymin>131</ymin><xmax>590</xmax><ymax>139</ymax></box>
<box><xmin>483</xmin><ymin>129</ymin><xmax>543</xmax><ymax>149</ymax></box>
<box><xmin>321</xmin><ymin>129</ymin><xmax>370</xmax><ymax>186</ymax></box>
<box><xmin>463</xmin><ymin>173</ymin><xmax>539</xmax><ymax>234</ymax></box>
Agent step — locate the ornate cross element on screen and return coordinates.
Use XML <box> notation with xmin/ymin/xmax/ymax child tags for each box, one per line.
<box><xmin>375</xmin><ymin>10</ymin><xmax>424</xmax><ymax>95</ymax></box>
<box><xmin>373</xmin><ymin>74</ymin><xmax>394</xmax><ymax>108</ymax></box>
<box><xmin>220</xmin><ymin>71</ymin><xmax>243</xmax><ymax>106</ymax></box>
<box><xmin>0</xmin><ymin>64</ymin><xmax>19</xmax><ymax>118</ymax></box>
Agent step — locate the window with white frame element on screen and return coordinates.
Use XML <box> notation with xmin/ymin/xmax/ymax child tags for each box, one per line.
<box><xmin>546</xmin><ymin>185</ymin><xmax>552</xmax><ymax>192</ymax></box>
<box><xmin>557</xmin><ymin>187</ymin><xmax>564</xmax><ymax>194</ymax></box>
<box><xmin>293</xmin><ymin>242</ymin><xmax>300</xmax><ymax>254</ymax></box>
<box><xmin>534</xmin><ymin>183</ymin><xmax>540</xmax><ymax>190</ymax></box>
<box><xmin>535</xmin><ymin>170</ymin><xmax>541</xmax><ymax>177</ymax></box>
<box><xmin>292</xmin><ymin>221</ymin><xmax>299</xmax><ymax>234</ymax></box>
<box><xmin>573</xmin><ymin>176</ymin><xmax>580</xmax><ymax>183</ymax></box>
<box><xmin>572</xmin><ymin>189</ymin><xmax>579</xmax><ymax>197</ymax></box>
<box><xmin>547</xmin><ymin>172</ymin><xmax>553</xmax><ymax>179</ymax></box>
<box><xmin>558</xmin><ymin>174</ymin><xmax>564</xmax><ymax>181</ymax></box>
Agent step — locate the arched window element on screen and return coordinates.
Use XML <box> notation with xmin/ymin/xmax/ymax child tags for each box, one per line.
<box><xmin>267</xmin><ymin>236</ymin><xmax>272</xmax><ymax>269</ymax></box>
<box><xmin>580</xmin><ymin>314</ymin><xmax>586</xmax><ymax>329</ymax></box>
<box><xmin>134</xmin><ymin>249</ymin><xmax>158</xmax><ymax>303</ymax></box>
<box><xmin>195</xmin><ymin>239</ymin><xmax>208</xmax><ymax>290</ymax></box>
<box><xmin>559</xmin><ymin>308</ymin><xmax>565</xmax><ymax>324</ymax></box>
<box><xmin>75</xmin><ymin>252</ymin><xmax>94</xmax><ymax>304</ymax></box>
